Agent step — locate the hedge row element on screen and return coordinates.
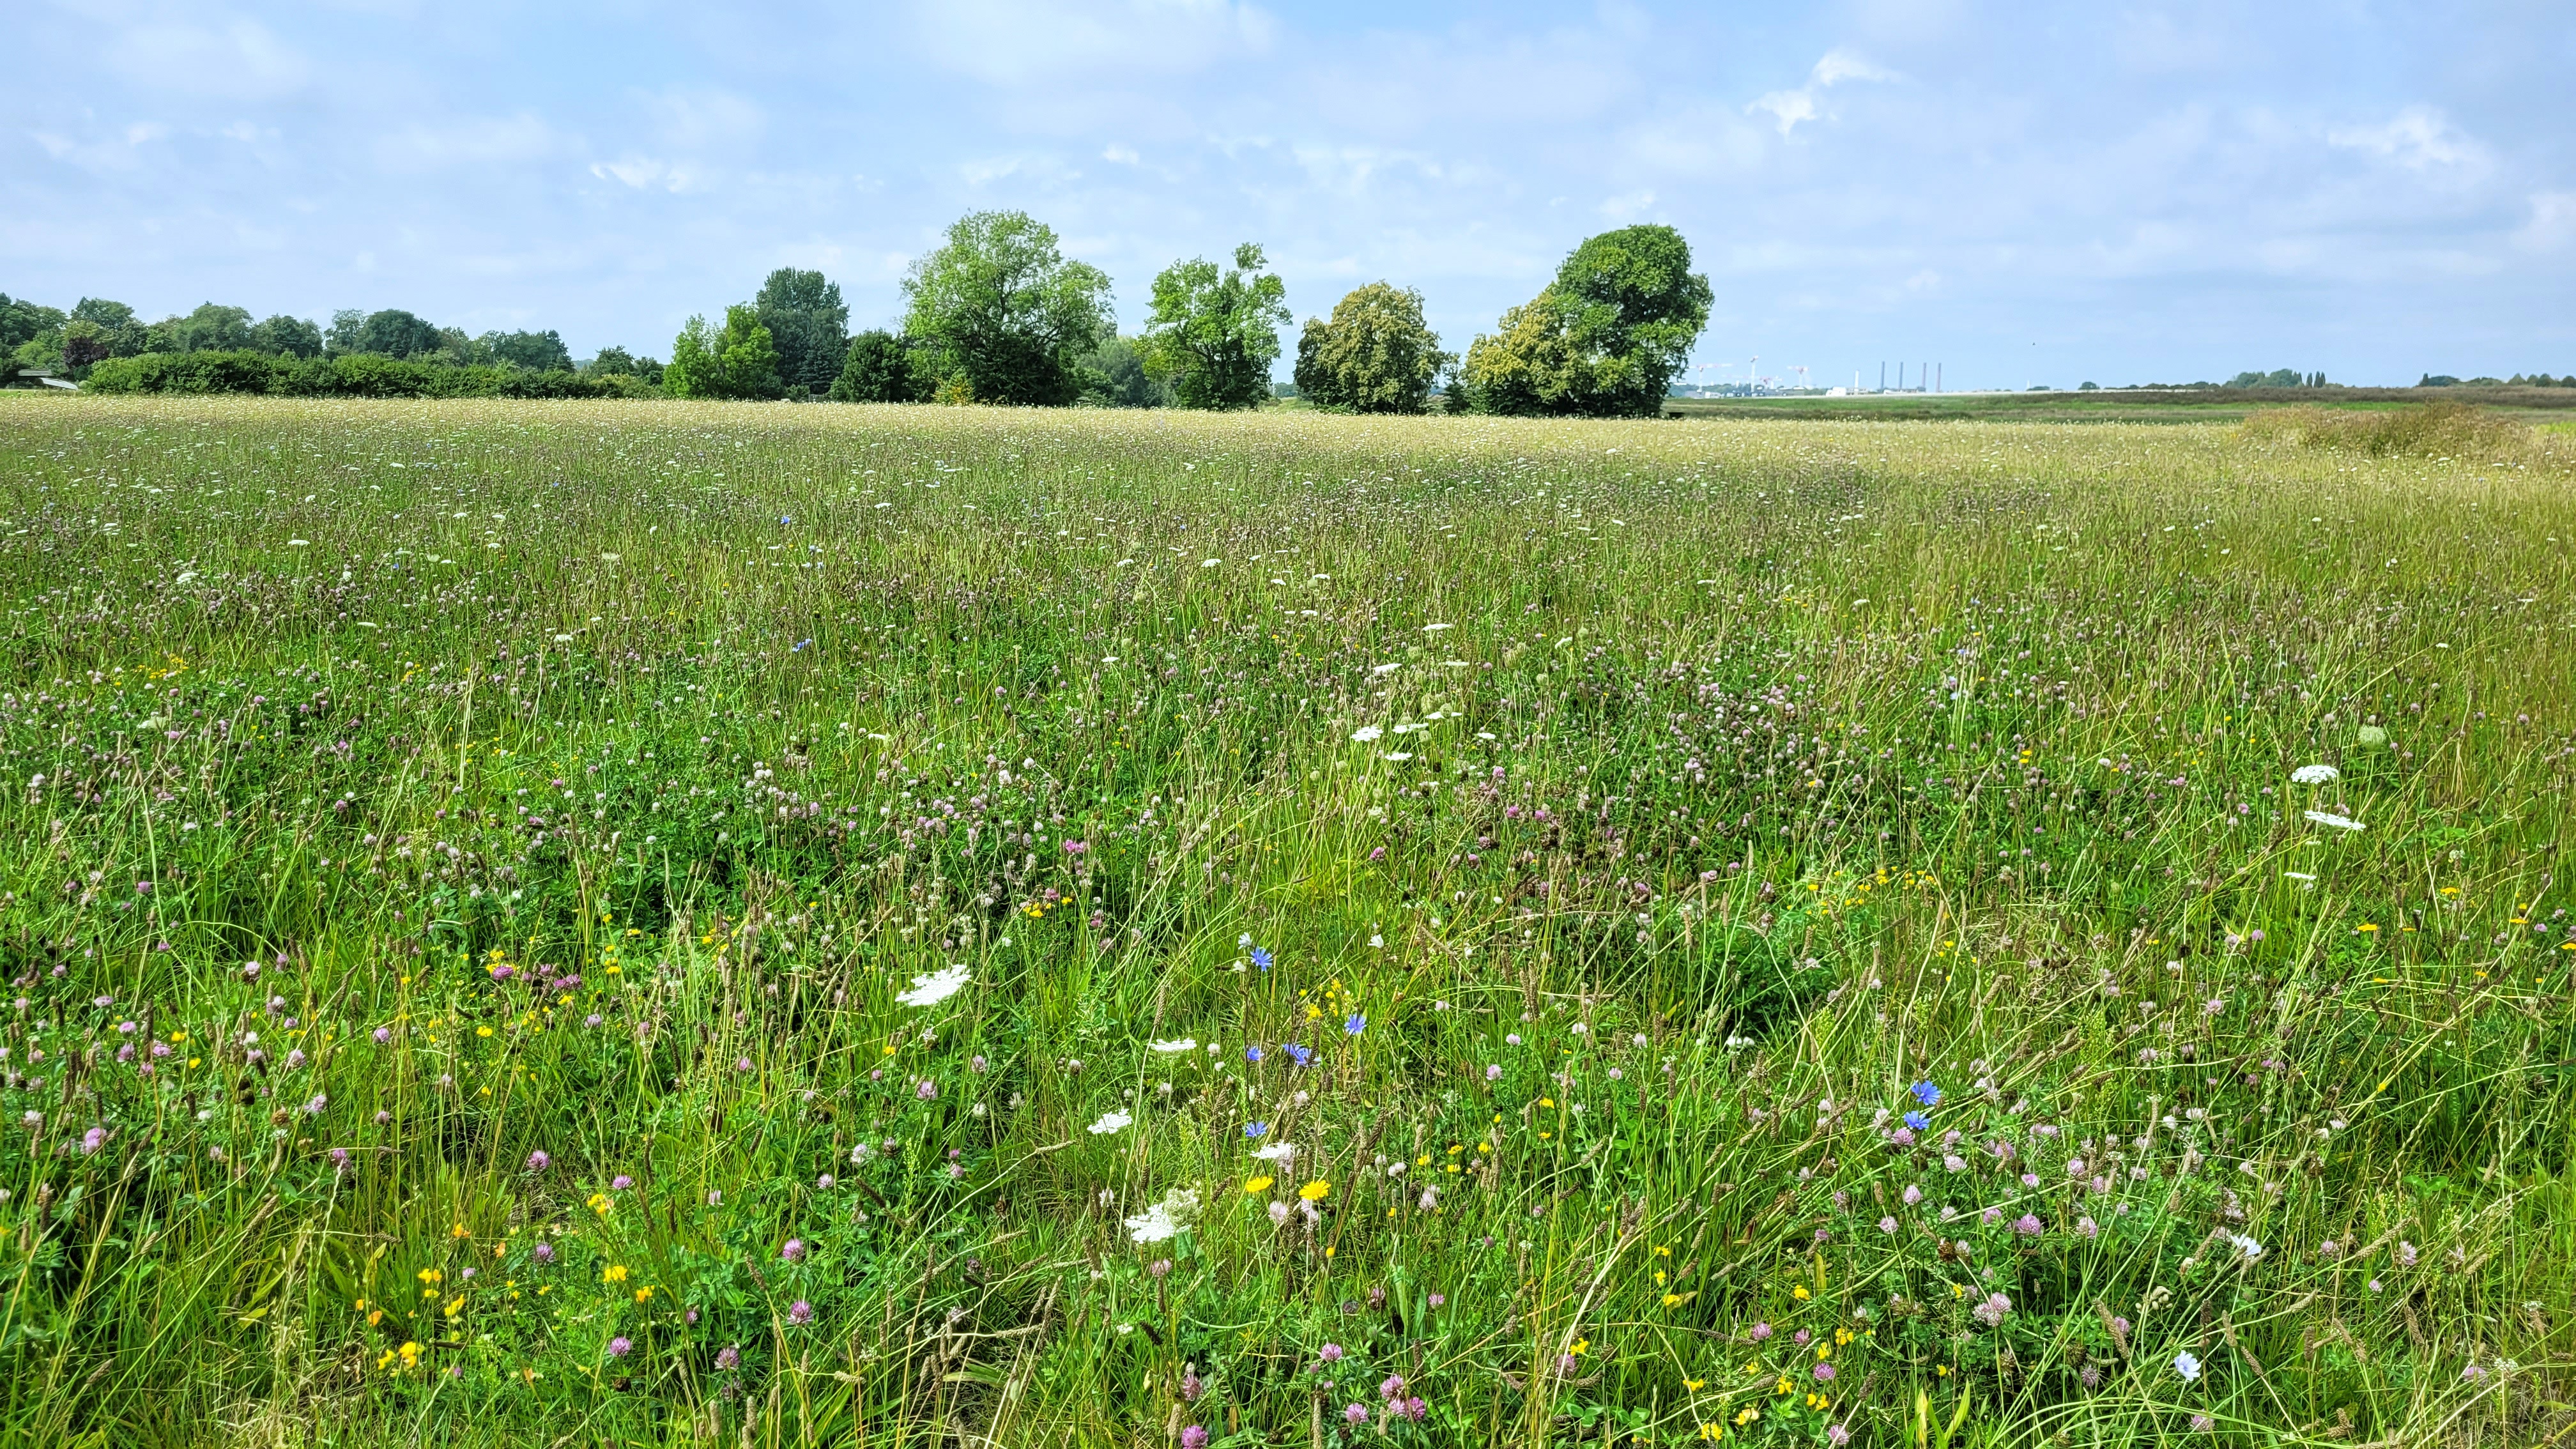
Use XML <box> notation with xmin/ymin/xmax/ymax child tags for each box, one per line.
<box><xmin>79</xmin><ymin>351</ymin><xmax>623</xmax><ymax>399</ymax></box>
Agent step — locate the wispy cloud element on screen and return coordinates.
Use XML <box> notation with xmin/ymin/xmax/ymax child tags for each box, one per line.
<box><xmin>1749</xmin><ymin>48</ymin><xmax>1897</xmax><ymax>137</ymax></box>
<box><xmin>2326</xmin><ymin>105</ymin><xmax>2487</xmax><ymax>172</ymax></box>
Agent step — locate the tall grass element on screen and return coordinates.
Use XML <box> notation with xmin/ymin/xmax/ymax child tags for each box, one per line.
<box><xmin>0</xmin><ymin>395</ymin><xmax>2569</xmax><ymax>1447</ymax></box>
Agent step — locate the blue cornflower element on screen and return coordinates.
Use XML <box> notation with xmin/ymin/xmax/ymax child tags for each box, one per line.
<box><xmin>1903</xmin><ymin>1110</ymin><xmax>1931</xmax><ymax>1133</ymax></box>
<box><xmin>1285</xmin><ymin>1043</ymin><xmax>1312</xmax><ymax>1068</ymax></box>
<box><xmin>1244</xmin><ymin>1121</ymin><xmax>1268</xmax><ymax>1139</ymax></box>
<box><xmin>780</xmin><ymin>515</ymin><xmax>793</xmax><ymax>525</ymax></box>
<box><xmin>1910</xmin><ymin>1080</ymin><xmax>1942</xmax><ymax>1108</ymax></box>
<box><xmin>1250</xmin><ymin>946</ymin><xmax>1273</xmax><ymax>970</ymax></box>
<box><xmin>1245</xmin><ymin>1045</ymin><xmax>1264</xmax><ymax>1064</ymax></box>
<box><xmin>1345</xmin><ymin>1013</ymin><xmax>1366</xmax><ymax>1036</ymax></box>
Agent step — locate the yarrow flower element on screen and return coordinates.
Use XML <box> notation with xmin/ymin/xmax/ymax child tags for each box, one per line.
<box><xmin>1087</xmin><ymin>1109</ymin><xmax>1133</xmax><ymax>1135</ymax></box>
<box><xmin>895</xmin><ymin>963</ymin><xmax>971</xmax><ymax>1008</ymax></box>
<box><xmin>2290</xmin><ymin>763</ymin><xmax>2339</xmax><ymax>785</ymax></box>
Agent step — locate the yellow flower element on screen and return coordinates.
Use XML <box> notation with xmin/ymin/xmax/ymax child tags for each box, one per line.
<box><xmin>634</xmin><ymin>1287</ymin><xmax>654</xmax><ymax>1304</ymax></box>
<box><xmin>1299</xmin><ymin>1180</ymin><xmax>1330</xmax><ymax>1202</ymax></box>
<box><xmin>1245</xmin><ymin>1175</ymin><xmax>1274</xmax><ymax>1193</ymax></box>
<box><xmin>602</xmin><ymin>1264</ymin><xmax>629</xmax><ymax>1284</ymax></box>
<box><xmin>1683</xmin><ymin>1377</ymin><xmax>1706</xmax><ymax>1392</ymax></box>
<box><xmin>443</xmin><ymin>1295</ymin><xmax>464</xmax><ymax>1319</ymax></box>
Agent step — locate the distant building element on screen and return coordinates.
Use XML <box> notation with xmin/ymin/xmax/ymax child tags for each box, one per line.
<box><xmin>0</xmin><ymin>365</ymin><xmax>77</xmax><ymax>391</ymax></box>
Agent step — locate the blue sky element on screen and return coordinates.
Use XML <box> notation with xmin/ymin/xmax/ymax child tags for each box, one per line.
<box><xmin>8</xmin><ymin>1</ymin><xmax>2571</xmax><ymax>388</ymax></box>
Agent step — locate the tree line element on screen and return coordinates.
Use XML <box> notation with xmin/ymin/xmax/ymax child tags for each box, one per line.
<box><xmin>4</xmin><ymin>212</ymin><xmax>1714</xmax><ymax>415</ymax></box>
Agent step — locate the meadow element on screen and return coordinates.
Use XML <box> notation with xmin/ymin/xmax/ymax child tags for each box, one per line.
<box><xmin>0</xmin><ymin>395</ymin><xmax>2570</xmax><ymax>1448</ymax></box>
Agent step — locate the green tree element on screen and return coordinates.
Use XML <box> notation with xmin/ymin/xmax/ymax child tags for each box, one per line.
<box><xmin>169</xmin><ymin>303</ymin><xmax>254</xmax><ymax>353</ymax></box>
<box><xmin>1464</xmin><ymin>225</ymin><xmax>1710</xmax><ymax>417</ymax></box>
<box><xmin>1292</xmin><ymin>282</ymin><xmax>1453</xmax><ymax>413</ymax></box>
<box><xmin>249</xmin><ymin>314</ymin><xmax>323</xmax><ymax>358</ymax></box>
<box><xmin>337</xmin><ymin>309</ymin><xmax>445</xmax><ymax>359</ymax></box>
<box><xmin>902</xmin><ymin>211</ymin><xmax>1114</xmax><ymax>406</ymax></box>
<box><xmin>0</xmin><ymin>294</ymin><xmax>65</xmax><ymax>353</ymax></box>
<box><xmin>755</xmin><ymin>269</ymin><xmax>850</xmax><ymax>396</ymax></box>
<box><xmin>1077</xmin><ymin>335</ymin><xmax>1171</xmax><ymax>408</ymax></box>
<box><xmin>481</xmin><ymin>329</ymin><xmax>574</xmax><ymax>372</ymax></box>
<box><xmin>1138</xmin><ymin>243</ymin><xmax>1289</xmax><ymax>410</ymax></box>
<box><xmin>827</xmin><ymin>330</ymin><xmax>930</xmax><ymax>403</ymax></box>
<box><xmin>667</xmin><ymin>306</ymin><xmax>784</xmax><ymax>401</ymax></box>
<box><xmin>1459</xmin><ymin>291</ymin><xmax>1589</xmax><ymax>417</ymax></box>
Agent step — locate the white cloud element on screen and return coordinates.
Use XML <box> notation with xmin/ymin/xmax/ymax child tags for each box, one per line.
<box><xmin>376</xmin><ymin>114</ymin><xmax>574</xmax><ymax>172</ymax></box>
<box><xmin>590</xmin><ymin>157</ymin><xmax>700</xmax><ymax>193</ymax></box>
<box><xmin>2516</xmin><ymin>192</ymin><xmax>2576</xmax><ymax>253</ymax></box>
<box><xmin>2326</xmin><ymin>105</ymin><xmax>2487</xmax><ymax>172</ymax></box>
<box><xmin>645</xmin><ymin>86</ymin><xmax>764</xmax><ymax>151</ymax></box>
<box><xmin>31</xmin><ymin>121</ymin><xmax>168</xmax><ymax>172</ymax></box>
<box><xmin>1749</xmin><ymin>48</ymin><xmax>1898</xmax><ymax>136</ymax></box>
<box><xmin>1598</xmin><ymin>189</ymin><xmax>1657</xmax><ymax>221</ymax></box>
<box><xmin>1103</xmin><ymin>144</ymin><xmax>1140</xmax><ymax>165</ymax></box>
<box><xmin>910</xmin><ymin>0</ymin><xmax>1274</xmax><ymax>86</ymax></box>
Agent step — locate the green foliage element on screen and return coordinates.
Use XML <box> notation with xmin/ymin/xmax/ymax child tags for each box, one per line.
<box><xmin>0</xmin><ymin>293</ymin><xmax>65</xmax><ymax>353</ymax></box>
<box><xmin>79</xmin><ymin>350</ymin><xmax>612</xmax><ymax>397</ymax></box>
<box><xmin>666</xmin><ymin>306</ymin><xmax>785</xmax><ymax>401</ymax></box>
<box><xmin>582</xmin><ymin>346</ymin><xmax>664</xmax><ymax>387</ymax></box>
<box><xmin>828</xmin><ymin>330</ymin><xmax>931</xmax><ymax>403</ymax></box>
<box><xmin>1459</xmin><ymin>288</ymin><xmax>1588</xmax><ymax>417</ymax></box>
<box><xmin>1292</xmin><ymin>282</ymin><xmax>1453</xmax><ymax>413</ymax></box>
<box><xmin>756</xmin><ymin>268</ymin><xmax>852</xmax><ymax>395</ymax></box>
<box><xmin>2227</xmin><ymin>369</ymin><xmax>2307</xmax><ymax>388</ymax></box>
<box><xmin>1139</xmin><ymin>243</ymin><xmax>1289</xmax><ymax>410</ymax></box>
<box><xmin>480</xmin><ymin>328</ymin><xmax>574</xmax><ymax>373</ymax></box>
<box><xmin>248</xmin><ymin>313</ymin><xmax>324</xmax><ymax>358</ymax></box>
<box><xmin>329</xmin><ymin>308</ymin><xmax>447</xmax><ymax>360</ymax></box>
<box><xmin>1077</xmin><ymin>335</ymin><xmax>1172</xmax><ymax>408</ymax></box>
<box><xmin>164</xmin><ymin>302</ymin><xmax>254</xmax><ymax>353</ymax></box>
<box><xmin>902</xmin><ymin>210</ymin><xmax>1114</xmax><ymax>406</ymax></box>
<box><xmin>1466</xmin><ymin>226</ymin><xmax>1710</xmax><ymax>418</ymax></box>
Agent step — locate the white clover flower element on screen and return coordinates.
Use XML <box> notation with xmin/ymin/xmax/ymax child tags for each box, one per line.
<box><xmin>895</xmin><ymin>963</ymin><xmax>971</xmax><ymax>1008</ymax></box>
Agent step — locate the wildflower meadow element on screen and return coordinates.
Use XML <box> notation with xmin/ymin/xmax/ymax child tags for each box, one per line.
<box><xmin>0</xmin><ymin>394</ymin><xmax>2571</xmax><ymax>1447</ymax></box>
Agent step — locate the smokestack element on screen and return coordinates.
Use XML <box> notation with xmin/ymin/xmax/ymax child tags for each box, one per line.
<box><xmin>1879</xmin><ymin>362</ymin><xmax>1886</xmax><ymax>393</ymax></box>
<box><xmin>1936</xmin><ymin>363</ymin><xmax>1942</xmax><ymax>394</ymax></box>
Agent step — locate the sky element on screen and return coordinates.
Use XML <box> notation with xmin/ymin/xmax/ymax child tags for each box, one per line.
<box><xmin>6</xmin><ymin>0</ymin><xmax>2572</xmax><ymax>389</ymax></box>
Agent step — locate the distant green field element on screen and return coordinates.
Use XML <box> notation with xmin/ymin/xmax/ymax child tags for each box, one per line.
<box><xmin>0</xmin><ymin>395</ymin><xmax>2570</xmax><ymax>1447</ymax></box>
<box><xmin>1668</xmin><ymin>385</ymin><xmax>2576</xmax><ymax>425</ymax></box>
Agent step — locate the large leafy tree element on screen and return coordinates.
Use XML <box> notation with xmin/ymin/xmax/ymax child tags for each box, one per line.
<box><xmin>334</xmin><ymin>309</ymin><xmax>445</xmax><ymax>359</ymax></box>
<box><xmin>1078</xmin><ymin>335</ymin><xmax>1171</xmax><ymax>408</ymax></box>
<box><xmin>755</xmin><ymin>268</ymin><xmax>850</xmax><ymax>395</ymax></box>
<box><xmin>482</xmin><ymin>329</ymin><xmax>574</xmax><ymax>372</ymax></box>
<box><xmin>1138</xmin><ymin>243</ymin><xmax>1289</xmax><ymax>410</ymax></box>
<box><xmin>249</xmin><ymin>314</ymin><xmax>323</xmax><ymax>358</ymax></box>
<box><xmin>902</xmin><ymin>211</ymin><xmax>1113</xmax><ymax>406</ymax></box>
<box><xmin>168</xmin><ymin>303</ymin><xmax>254</xmax><ymax>353</ymax></box>
<box><xmin>666</xmin><ymin>305</ymin><xmax>784</xmax><ymax>401</ymax></box>
<box><xmin>0</xmin><ymin>294</ymin><xmax>65</xmax><ymax>353</ymax></box>
<box><xmin>827</xmin><ymin>330</ymin><xmax>928</xmax><ymax>403</ymax></box>
<box><xmin>1463</xmin><ymin>224</ymin><xmax>1710</xmax><ymax>417</ymax></box>
<box><xmin>1292</xmin><ymin>282</ymin><xmax>1453</xmax><ymax>413</ymax></box>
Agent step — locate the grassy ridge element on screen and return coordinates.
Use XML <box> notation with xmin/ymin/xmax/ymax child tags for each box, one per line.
<box><xmin>0</xmin><ymin>395</ymin><xmax>2570</xmax><ymax>1447</ymax></box>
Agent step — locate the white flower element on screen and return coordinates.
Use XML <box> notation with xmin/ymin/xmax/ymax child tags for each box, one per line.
<box><xmin>2304</xmin><ymin>809</ymin><xmax>2365</xmax><ymax>832</ymax></box>
<box><xmin>1148</xmin><ymin>1038</ymin><xmax>1198</xmax><ymax>1054</ymax></box>
<box><xmin>895</xmin><ymin>963</ymin><xmax>971</xmax><ymax>1008</ymax></box>
<box><xmin>2290</xmin><ymin>764</ymin><xmax>2339</xmax><ymax>785</ymax></box>
<box><xmin>1122</xmin><ymin>1186</ymin><xmax>1202</xmax><ymax>1243</ymax></box>
<box><xmin>1385</xmin><ymin>752</ymin><xmax>1413</xmax><ymax>762</ymax></box>
<box><xmin>2230</xmin><ymin>1232</ymin><xmax>2265</xmax><ymax>1261</ymax></box>
<box><xmin>1370</xmin><ymin>662</ymin><xmax>1401</xmax><ymax>675</ymax></box>
<box><xmin>1200</xmin><ymin>558</ymin><xmax>1221</xmax><ymax>568</ymax></box>
<box><xmin>1252</xmin><ymin>1142</ymin><xmax>1298</xmax><ymax>1163</ymax></box>
<box><xmin>1087</xmin><ymin>1109</ymin><xmax>1133</xmax><ymax>1135</ymax></box>
<box><xmin>2174</xmin><ymin>1350</ymin><xmax>2202</xmax><ymax>1382</ymax></box>
<box><xmin>1422</xmin><ymin>622</ymin><xmax>1452</xmax><ymax>632</ymax></box>
<box><xmin>1351</xmin><ymin>725</ymin><xmax>1383</xmax><ymax>743</ymax></box>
